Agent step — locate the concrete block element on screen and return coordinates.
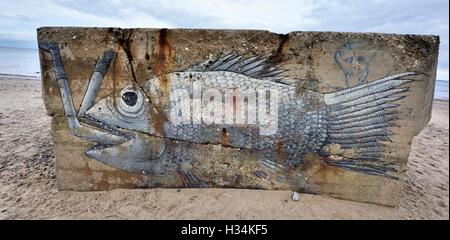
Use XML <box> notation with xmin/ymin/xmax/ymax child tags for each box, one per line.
<box><xmin>37</xmin><ymin>27</ymin><xmax>439</xmax><ymax>206</ymax></box>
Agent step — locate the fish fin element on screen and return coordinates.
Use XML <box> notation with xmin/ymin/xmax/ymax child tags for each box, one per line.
<box><xmin>177</xmin><ymin>166</ymin><xmax>209</xmax><ymax>188</ymax></box>
<box><xmin>326</xmin><ymin>159</ymin><xmax>400</xmax><ymax>180</ymax></box>
<box><xmin>257</xmin><ymin>159</ymin><xmax>312</xmax><ymax>192</ymax></box>
<box><xmin>184</xmin><ymin>52</ymin><xmax>289</xmax><ymax>82</ymax></box>
<box><xmin>323</xmin><ymin>72</ymin><xmax>421</xmax><ymax>177</ymax></box>
<box><xmin>257</xmin><ymin>159</ymin><xmax>287</xmax><ymax>181</ymax></box>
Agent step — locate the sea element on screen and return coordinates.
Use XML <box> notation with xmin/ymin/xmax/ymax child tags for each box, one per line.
<box><xmin>0</xmin><ymin>46</ymin><xmax>448</xmax><ymax>100</ymax></box>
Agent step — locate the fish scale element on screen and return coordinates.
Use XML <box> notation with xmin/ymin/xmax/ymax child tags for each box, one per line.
<box><xmin>77</xmin><ymin>52</ymin><xmax>418</xmax><ymax>181</ymax></box>
<box><xmin>151</xmin><ymin>70</ymin><xmax>330</xmax><ymax>168</ymax></box>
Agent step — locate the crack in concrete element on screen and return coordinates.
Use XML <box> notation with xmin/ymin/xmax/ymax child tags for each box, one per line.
<box><xmin>117</xmin><ymin>29</ymin><xmax>170</xmax><ymax>137</ymax></box>
<box><xmin>118</xmin><ymin>29</ymin><xmax>152</xmax><ymax>100</ymax></box>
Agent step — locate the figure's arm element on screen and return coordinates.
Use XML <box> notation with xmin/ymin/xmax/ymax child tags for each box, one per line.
<box><xmin>39</xmin><ymin>42</ymin><xmax>127</xmax><ymax>145</ymax></box>
<box><xmin>78</xmin><ymin>48</ymin><xmax>115</xmax><ymax>117</ymax></box>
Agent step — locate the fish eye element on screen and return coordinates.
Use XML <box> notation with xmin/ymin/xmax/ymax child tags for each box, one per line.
<box><xmin>122</xmin><ymin>91</ymin><xmax>138</xmax><ymax>106</ymax></box>
<box><xmin>116</xmin><ymin>87</ymin><xmax>145</xmax><ymax>118</ymax></box>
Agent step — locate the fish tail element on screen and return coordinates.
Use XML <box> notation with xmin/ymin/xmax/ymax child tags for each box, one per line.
<box><xmin>322</xmin><ymin>72</ymin><xmax>420</xmax><ymax>178</ymax></box>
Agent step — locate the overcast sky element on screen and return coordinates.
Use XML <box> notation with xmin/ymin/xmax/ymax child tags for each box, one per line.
<box><xmin>0</xmin><ymin>0</ymin><xmax>448</xmax><ymax>80</ymax></box>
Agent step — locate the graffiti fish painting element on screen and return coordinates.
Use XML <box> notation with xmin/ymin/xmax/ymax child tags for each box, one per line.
<box><xmin>40</xmin><ymin>42</ymin><xmax>420</xmax><ymax>188</ymax></box>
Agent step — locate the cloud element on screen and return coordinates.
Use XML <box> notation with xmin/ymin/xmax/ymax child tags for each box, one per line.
<box><xmin>51</xmin><ymin>0</ymin><xmax>320</xmax><ymax>32</ymax></box>
<box><xmin>0</xmin><ymin>0</ymin><xmax>172</xmax><ymax>41</ymax></box>
<box><xmin>437</xmin><ymin>69</ymin><xmax>449</xmax><ymax>81</ymax></box>
<box><xmin>0</xmin><ymin>0</ymin><xmax>448</xmax><ymax>79</ymax></box>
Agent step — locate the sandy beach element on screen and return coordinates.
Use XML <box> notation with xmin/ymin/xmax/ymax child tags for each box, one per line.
<box><xmin>0</xmin><ymin>74</ymin><xmax>448</xmax><ymax>220</ymax></box>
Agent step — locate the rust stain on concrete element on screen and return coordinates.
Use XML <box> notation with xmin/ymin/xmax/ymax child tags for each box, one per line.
<box><xmin>221</xmin><ymin>128</ymin><xmax>228</xmax><ymax>146</ymax></box>
<box><xmin>38</xmin><ymin>27</ymin><xmax>439</xmax><ymax>206</ymax></box>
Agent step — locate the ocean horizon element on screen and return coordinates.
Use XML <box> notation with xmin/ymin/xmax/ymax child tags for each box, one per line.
<box><xmin>0</xmin><ymin>46</ymin><xmax>448</xmax><ymax>100</ymax></box>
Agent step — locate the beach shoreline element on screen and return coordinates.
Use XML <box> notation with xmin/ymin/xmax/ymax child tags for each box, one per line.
<box><xmin>0</xmin><ymin>73</ymin><xmax>40</xmax><ymax>79</ymax></box>
<box><xmin>0</xmin><ymin>75</ymin><xmax>448</xmax><ymax>219</ymax></box>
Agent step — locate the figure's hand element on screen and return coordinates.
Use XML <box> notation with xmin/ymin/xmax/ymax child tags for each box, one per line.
<box><xmin>39</xmin><ymin>42</ymin><xmax>59</xmax><ymax>52</ymax></box>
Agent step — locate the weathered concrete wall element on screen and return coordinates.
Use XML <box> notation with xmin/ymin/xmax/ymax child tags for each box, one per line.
<box><xmin>38</xmin><ymin>27</ymin><xmax>439</xmax><ymax>206</ymax></box>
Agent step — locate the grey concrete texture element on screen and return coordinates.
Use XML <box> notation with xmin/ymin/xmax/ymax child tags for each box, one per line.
<box><xmin>37</xmin><ymin>27</ymin><xmax>439</xmax><ymax>206</ymax></box>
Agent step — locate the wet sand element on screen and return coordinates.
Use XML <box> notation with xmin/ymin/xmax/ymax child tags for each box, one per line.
<box><xmin>0</xmin><ymin>74</ymin><xmax>448</xmax><ymax>219</ymax></box>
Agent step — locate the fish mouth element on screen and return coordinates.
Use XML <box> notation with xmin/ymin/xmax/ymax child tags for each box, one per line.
<box><xmin>80</xmin><ymin>114</ymin><xmax>167</xmax><ymax>173</ymax></box>
<box><xmin>80</xmin><ymin>114</ymin><xmax>133</xmax><ymax>143</ymax></box>
<box><xmin>79</xmin><ymin>113</ymin><xmax>134</xmax><ymax>152</ymax></box>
